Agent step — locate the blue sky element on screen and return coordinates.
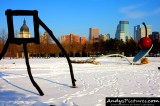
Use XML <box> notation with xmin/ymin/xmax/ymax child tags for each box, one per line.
<box><xmin>1</xmin><ymin>0</ymin><xmax>160</xmax><ymax>39</ymax></box>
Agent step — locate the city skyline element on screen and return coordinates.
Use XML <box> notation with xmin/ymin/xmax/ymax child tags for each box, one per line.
<box><xmin>1</xmin><ymin>0</ymin><xmax>160</xmax><ymax>39</ymax></box>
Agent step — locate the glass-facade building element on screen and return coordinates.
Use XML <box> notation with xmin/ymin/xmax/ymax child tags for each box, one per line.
<box><xmin>115</xmin><ymin>21</ymin><xmax>131</xmax><ymax>42</ymax></box>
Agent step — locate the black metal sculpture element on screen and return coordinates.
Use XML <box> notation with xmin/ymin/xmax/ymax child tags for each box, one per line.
<box><xmin>0</xmin><ymin>9</ymin><xmax>77</xmax><ymax>96</ymax></box>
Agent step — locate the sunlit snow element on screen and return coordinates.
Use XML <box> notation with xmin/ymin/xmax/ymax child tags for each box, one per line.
<box><xmin>0</xmin><ymin>57</ymin><xmax>160</xmax><ymax>106</ymax></box>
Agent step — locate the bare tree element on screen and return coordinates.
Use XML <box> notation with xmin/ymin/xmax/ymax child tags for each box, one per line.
<box><xmin>8</xmin><ymin>44</ymin><xmax>18</xmax><ymax>59</ymax></box>
<box><xmin>84</xmin><ymin>41</ymin><xmax>94</xmax><ymax>57</ymax></box>
<box><xmin>71</xmin><ymin>41</ymin><xmax>82</xmax><ymax>57</ymax></box>
<box><xmin>61</xmin><ymin>42</ymin><xmax>71</xmax><ymax>56</ymax></box>
<box><xmin>39</xmin><ymin>32</ymin><xmax>53</xmax><ymax>58</ymax></box>
<box><xmin>0</xmin><ymin>29</ymin><xmax>7</xmax><ymax>58</ymax></box>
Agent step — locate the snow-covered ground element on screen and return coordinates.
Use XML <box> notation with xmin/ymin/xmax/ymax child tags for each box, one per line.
<box><xmin>0</xmin><ymin>57</ymin><xmax>160</xmax><ymax>106</ymax></box>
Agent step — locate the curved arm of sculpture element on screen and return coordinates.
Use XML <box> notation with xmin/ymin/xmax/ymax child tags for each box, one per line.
<box><xmin>38</xmin><ymin>17</ymin><xmax>77</xmax><ymax>87</ymax></box>
<box><xmin>97</xmin><ymin>54</ymin><xmax>134</xmax><ymax>64</ymax></box>
<box><xmin>0</xmin><ymin>39</ymin><xmax>10</xmax><ymax>60</ymax></box>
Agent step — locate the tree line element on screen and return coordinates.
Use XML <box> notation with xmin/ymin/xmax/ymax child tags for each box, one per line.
<box><xmin>0</xmin><ymin>29</ymin><xmax>160</xmax><ymax>58</ymax></box>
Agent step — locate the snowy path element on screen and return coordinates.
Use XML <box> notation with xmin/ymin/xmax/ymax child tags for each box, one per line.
<box><xmin>0</xmin><ymin>57</ymin><xmax>160</xmax><ymax>106</ymax></box>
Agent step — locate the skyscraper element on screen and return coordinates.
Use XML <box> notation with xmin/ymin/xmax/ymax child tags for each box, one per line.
<box><xmin>134</xmin><ymin>24</ymin><xmax>152</xmax><ymax>42</ymax></box>
<box><xmin>152</xmin><ymin>32</ymin><xmax>160</xmax><ymax>40</ymax></box>
<box><xmin>89</xmin><ymin>27</ymin><xmax>99</xmax><ymax>40</ymax></box>
<box><xmin>115</xmin><ymin>21</ymin><xmax>131</xmax><ymax>42</ymax></box>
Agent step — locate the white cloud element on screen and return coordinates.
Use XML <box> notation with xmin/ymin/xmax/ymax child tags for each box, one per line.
<box><xmin>120</xmin><ymin>5</ymin><xmax>139</xmax><ymax>13</ymax></box>
<box><xmin>119</xmin><ymin>3</ymin><xmax>148</xmax><ymax>19</ymax></box>
<box><xmin>153</xmin><ymin>8</ymin><xmax>160</xmax><ymax>15</ymax></box>
<box><xmin>127</xmin><ymin>11</ymin><xmax>147</xmax><ymax>19</ymax></box>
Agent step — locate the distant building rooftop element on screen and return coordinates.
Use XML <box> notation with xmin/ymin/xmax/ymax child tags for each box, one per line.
<box><xmin>120</xmin><ymin>21</ymin><xmax>129</xmax><ymax>24</ymax></box>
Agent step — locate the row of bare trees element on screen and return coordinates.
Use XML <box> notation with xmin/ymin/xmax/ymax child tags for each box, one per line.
<box><xmin>1</xmin><ymin>28</ymin><xmax>160</xmax><ymax>58</ymax></box>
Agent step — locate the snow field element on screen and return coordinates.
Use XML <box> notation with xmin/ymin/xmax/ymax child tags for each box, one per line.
<box><xmin>0</xmin><ymin>57</ymin><xmax>160</xmax><ymax>106</ymax></box>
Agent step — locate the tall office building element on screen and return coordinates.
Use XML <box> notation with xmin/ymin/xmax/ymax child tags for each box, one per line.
<box><xmin>89</xmin><ymin>27</ymin><xmax>99</xmax><ymax>40</ymax></box>
<box><xmin>115</xmin><ymin>21</ymin><xmax>131</xmax><ymax>42</ymax></box>
<box><xmin>152</xmin><ymin>32</ymin><xmax>160</xmax><ymax>40</ymax></box>
<box><xmin>134</xmin><ymin>24</ymin><xmax>152</xmax><ymax>42</ymax></box>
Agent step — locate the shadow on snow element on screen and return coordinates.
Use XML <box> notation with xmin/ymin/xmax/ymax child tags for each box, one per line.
<box><xmin>0</xmin><ymin>72</ymin><xmax>39</xmax><ymax>95</ymax></box>
<box><xmin>0</xmin><ymin>72</ymin><xmax>70</xmax><ymax>95</ymax></box>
